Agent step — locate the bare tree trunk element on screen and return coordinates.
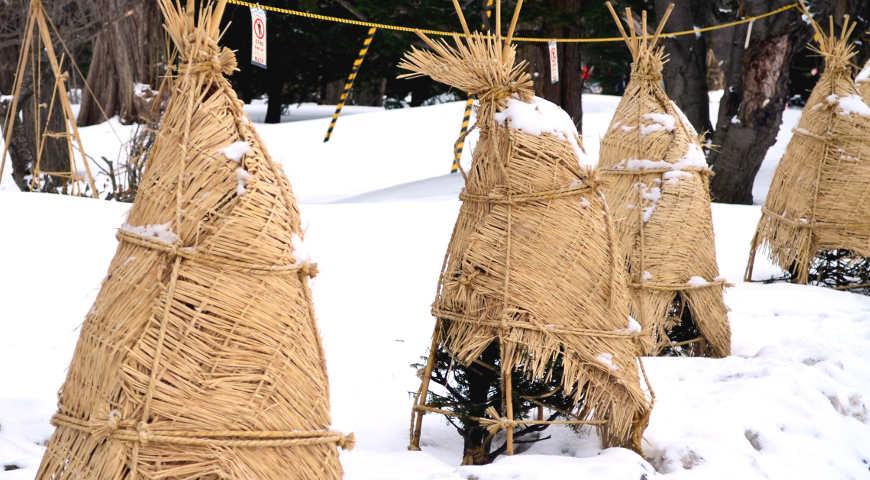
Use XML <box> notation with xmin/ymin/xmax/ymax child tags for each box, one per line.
<box><xmin>265</xmin><ymin>75</ymin><xmax>283</xmax><ymax>124</ymax></box>
<box><xmin>518</xmin><ymin>0</ymin><xmax>583</xmax><ymax>131</ymax></box>
<box><xmin>0</xmin><ymin>98</ymin><xmax>33</xmax><ymax>190</ymax></box>
<box><xmin>707</xmin><ymin>1</ymin><xmax>812</xmax><ymax>204</ymax></box>
<box><xmin>28</xmin><ymin>70</ymin><xmax>71</xmax><ymax>189</ymax></box>
<box><xmin>706</xmin><ymin>49</ymin><xmax>724</xmax><ymax>91</ymax></box>
<box><xmin>322</xmin><ymin>79</ymin><xmax>342</xmax><ymax>105</ymax></box>
<box><xmin>78</xmin><ymin>0</ymin><xmax>163</xmax><ymax>125</ymax></box>
<box><xmin>655</xmin><ymin>0</ymin><xmax>712</xmax><ymax>135</ymax></box>
<box><xmin>460</xmin><ymin>344</ymin><xmax>498</xmax><ymax>466</ymax></box>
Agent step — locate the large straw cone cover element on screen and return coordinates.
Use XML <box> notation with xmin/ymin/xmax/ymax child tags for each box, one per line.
<box><xmin>598</xmin><ymin>48</ymin><xmax>729</xmax><ymax>357</ymax></box>
<box><xmin>756</xmin><ymin>41</ymin><xmax>870</xmax><ymax>278</ymax></box>
<box><xmin>401</xmin><ymin>35</ymin><xmax>652</xmax><ymax>449</ymax></box>
<box><xmin>37</xmin><ymin>4</ymin><xmax>343</xmax><ymax>479</ymax></box>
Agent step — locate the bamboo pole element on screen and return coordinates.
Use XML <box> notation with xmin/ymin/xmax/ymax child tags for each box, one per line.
<box><xmin>0</xmin><ymin>9</ymin><xmax>36</xmax><ymax>185</ymax></box>
<box><xmin>33</xmin><ymin>0</ymin><xmax>98</xmax><ymax>197</ymax></box>
<box><xmin>409</xmin><ymin>324</ymin><xmax>440</xmax><ymax>450</ymax></box>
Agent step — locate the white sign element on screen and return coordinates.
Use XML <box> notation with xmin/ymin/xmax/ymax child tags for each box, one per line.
<box><xmin>548</xmin><ymin>41</ymin><xmax>559</xmax><ymax>84</ymax></box>
<box><xmin>250</xmin><ymin>7</ymin><xmax>267</xmax><ymax>69</ymax></box>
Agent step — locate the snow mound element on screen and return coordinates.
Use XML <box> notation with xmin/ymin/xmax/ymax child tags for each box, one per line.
<box><xmin>3</xmin><ymin>193</ymin><xmax>870</xmax><ymax>480</ymax></box>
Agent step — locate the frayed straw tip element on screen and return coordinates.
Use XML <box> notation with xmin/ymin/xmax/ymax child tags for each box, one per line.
<box><xmin>301</xmin><ymin>262</ymin><xmax>319</xmax><ymax>279</ymax></box>
<box><xmin>339</xmin><ymin>432</ymin><xmax>356</xmax><ymax>451</ymax></box>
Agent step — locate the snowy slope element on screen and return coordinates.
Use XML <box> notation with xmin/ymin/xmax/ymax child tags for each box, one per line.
<box><xmin>2</xmin><ymin>191</ymin><xmax>869</xmax><ymax>479</ymax></box>
<box><xmin>242</xmin><ymin>100</ymin><xmax>380</xmax><ymax>123</ymax></box>
<box><xmin>1</xmin><ymin>95</ymin><xmax>865</xmax><ymax>480</ymax></box>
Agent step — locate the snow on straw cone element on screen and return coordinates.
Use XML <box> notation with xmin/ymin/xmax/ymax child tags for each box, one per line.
<box><xmin>36</xmin><ymin>1</ymin><xmax>350</xmax><ymax>478</ymax></box>
<box><xmin>858</xmin><ymin>59</ymin><xmax>870</xmax><ymax>102</ymax></box>
<box><xmin>747</xmin><ymin>17</ymin><xmax>870</xmax><ymax>285</ymax></box>
<box><xmin>597</xmin><ymin>4</ymin><xmax>730</xmax><ymax>358</ymax></box>
<box><xmin>399</xmin><ymin>31</ymin><xmax>652</xmax><ymax>450</ymax></box>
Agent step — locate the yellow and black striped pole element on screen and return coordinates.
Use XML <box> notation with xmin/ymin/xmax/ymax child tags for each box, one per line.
<box><xmin>451</xmin><ymin>98</ymin><xmax>474</xmax><ymax>173</ymax></box>
<box><xmin>324</xmin><ymin>27</ymin><xmax>377</xmax><ymax>142</ymax></box>
<box><xmin>450</xmin><ymin>0</ymin><xmax>495</xmax><ymax>173</ymax></box>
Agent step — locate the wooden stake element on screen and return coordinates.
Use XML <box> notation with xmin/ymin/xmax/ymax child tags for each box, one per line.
<box><xmin>210</xmin><ymin>0</ymin><xmax>228</xmax><ymax>38</ymax></box>
<box><xmin>651</xmin><ymin>3</ymin><xmax>675</xmax><ymax>46</ymax></box>
<box><xmin>1</xmin><ymin>0</ymin><xmax>97</xmax><ymax>196</ymax></box>
<box><xmin>495</xmin><ymin>0</ymin><xmax>501</xmax><ymax>41</ymax></box>
<box><xmin>0</xmin><ymin>10</ymin><xmax>36</xmax><ymax>184</ymax></box>
<box><xmin>451</xmin><ymin>0</ymin><xmax>471</xmax><ymax>36</ymax></box>
<box><xmin>503</xmin><ymin>365</ymin><xmax>514</xmax><ymax>455</ymax></box>
<box><xmin>641</xmin><ymin>9</ymin><xmax>648</xmax><ymax>41</ymax></box>
<box><xmin>33</xmin><ymin>0</ymin><xmax>98</xmax><ymax>197</ymax></box>
<box><xmin>504</xmin><ymin>0</ymin><xmax>524</xmax><ymax>47</ymax></box>
<box><xmin>409</xmin><ymin>324</ymin><xmax>440</xmax><ymax>450</ymax></box>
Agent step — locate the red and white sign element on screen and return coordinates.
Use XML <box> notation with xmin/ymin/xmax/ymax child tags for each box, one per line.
<box><xmin>548</xmin><ymin>41</ymin><xmax>559</xmax><ymax>84</ymax></box>
<box><xmin>250</xmin><ymin>7</ymin><xmax>267</xmax><ymax>69</ymax></box>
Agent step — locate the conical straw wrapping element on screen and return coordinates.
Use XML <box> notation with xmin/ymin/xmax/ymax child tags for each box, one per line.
<box><xmin>36</xmin><ymin>2</ymin><xmax>349</xmax><ymax>478</ymax></box>
<box><xmin>598</xmin><ymin>5</ymin><xmax>730</xmax><ymax>357</ymax></box>
<box><xmin>750</xmin><ymin>17</ymin><xmax>870</xmax><ymax>284</ymax></box>
<box><xmin>402</xmin><ymin>30</ymin><xmax>652</xmax><ymax>450</ymax></box>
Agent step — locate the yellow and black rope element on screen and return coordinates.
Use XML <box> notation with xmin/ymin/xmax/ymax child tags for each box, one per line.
<box><xmin>226</xmin><ymin>0</ymin><xmax>799</xmax><ymax>44</ymax></box>
<box><xmin>323</xmin><ymin>27</ymin><xmax>377</xmax><ymax>142</ymax></box>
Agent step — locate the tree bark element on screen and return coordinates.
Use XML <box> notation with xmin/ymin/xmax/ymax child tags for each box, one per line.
<box><xmin>265</xmin><ymin>76</ymin><xmax>283</xmax><ymax>123</ymax></box>
<box><xmin>707</xmin><ymin>1</ymin><xmax>812</xmax><ymax>204</ymax></box>
<box><xmin>78</xmin><ymin>1</ymin><xmax>163</xmax><ymax>126</ymax></box>
<box><xmin>655</xmin><ymin>0</ymin><xmax>712</xmax><ymax>135</ymax></box>
<box><xmin>460</xmin><ymin>344</ymin><xmax>499</xmax><ymax>466</ymax></box>
<box><xmin>536</xmin><ymin>40</ymin><xmax>584</xmax><ymax>132</ymax></box>
<box><xmin>0</xmin><ymin>98</ymin><xmax>33</xmax><ymax>191</ymax></box>
<box><xmin>518</xmin><ymin>0</ymin><xmax>584</xmax><ymax>131</ymax></box>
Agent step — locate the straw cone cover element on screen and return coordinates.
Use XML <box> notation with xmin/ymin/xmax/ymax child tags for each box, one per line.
<box><xmin>36</xmin><ymin>2</ymin><xmax>349</xmax><ymax>479</ymax></box>
<box><xmin>750</xmin><ymin>18</ymin><xmax>870</xmax><ymax>284</ymax></box>
<box><xmin>400</xmin><ymin>32</ymin><xmax>652</xmax><ymax>450</ymax></box>
<box><xmin>597</xmin><ymin>8</ymin><xmax>730</xmax><ymax>358</ymax></box>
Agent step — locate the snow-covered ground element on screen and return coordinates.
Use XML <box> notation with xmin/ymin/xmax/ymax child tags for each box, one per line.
<box><xmin>3</xmin><ymin>95</ymin><xmax>869</xmax><ymax>479</ymax></box>
<box><xmin>3</xmin><ymin>94</ymin><xmax>799</xmax><ymax>204</ymax></box>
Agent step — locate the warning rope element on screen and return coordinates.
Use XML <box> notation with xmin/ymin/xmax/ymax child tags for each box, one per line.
<box><xmin>226</xmin><ymin>0</ymin><xmax>799</xmax><ymax>44</ymax></box>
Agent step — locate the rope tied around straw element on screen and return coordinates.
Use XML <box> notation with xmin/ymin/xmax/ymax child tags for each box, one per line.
<box><xmin>116</xmin><ymin>228</ymin><xmax>319</xmax><ymax>277</ymax></box>
<box><xmin>431</xmin><ymin>307</ymin><xmax>645</xmax><ymax>340</ymax></box>
<box><xmin>630</xmin><ymin>279</ymin><xmax>732</xmax><ymax>291</ymax></box>
<box><xmin>459</xmin><ymin>183</ymin><xmax>593</xmax><ymax>205</ymax></box>
<box><xmin>480</xmin><ymin>407</ymin><xmax>525</xmax><ymax>435</ymax></box>
<box><xmin>51</xmin><ymin>413</ymin><xmax>356</xmax><ymax>450</ymax></box>
<box><xmin>175</xmin><ymin>32</ymin><xmax>239</xmax><ymax>76</ymax></box>
<box><xmin>761</xmin><ymin>206</ymin><xmax>870</xmax><ymax>230</ymax></box>
<box><xmin>475</xmin><ymin>81</ymin><xmax>534</xmax><ymax>107</ymax></box>
<box><xmin>629</xmin><ymin>72</ymin><xmax>662</xmax><ymax>82</ymax></box>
